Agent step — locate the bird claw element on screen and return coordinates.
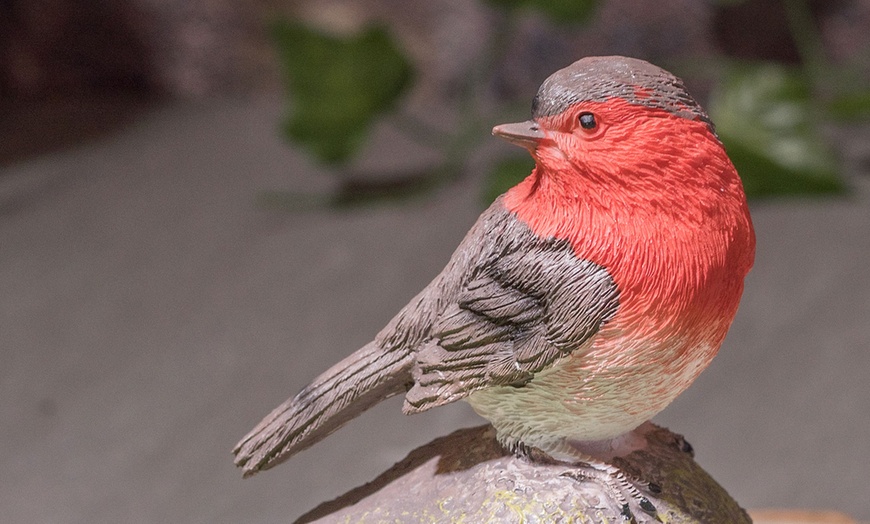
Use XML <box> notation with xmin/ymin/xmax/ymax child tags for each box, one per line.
<box><xmin>559</xmin><ymin>461</ymin><xmax>662</xmax><ymax>522</ymax></box>
<box><xmin>509</xmin><ymin>436</ymin><xmax>662</xmax><ymax>520</ymax></box>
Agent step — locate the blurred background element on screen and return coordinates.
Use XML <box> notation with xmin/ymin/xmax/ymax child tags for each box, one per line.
<box><xmin>1</xmin><ymin>0</ymin><xmax>869</xmax><ymax>522</ymax></box>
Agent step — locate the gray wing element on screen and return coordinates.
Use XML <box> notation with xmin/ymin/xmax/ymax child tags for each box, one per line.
<box><xmin>403</xmin><ymin>235</ymin><xmax>619</xmax><ymax>413</ymax></box>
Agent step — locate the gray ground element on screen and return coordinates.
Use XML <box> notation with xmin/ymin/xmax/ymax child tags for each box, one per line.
<box><xmin>2</xmin><ymin>96</ymin><xmax>868</xmax><ymax>523</ymax></box>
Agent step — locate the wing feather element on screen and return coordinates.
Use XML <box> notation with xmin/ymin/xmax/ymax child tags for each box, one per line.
<box><xmin>404</xmin><ymin>235</ymin><xmax>619</xmax><ymax>414</ymax></box>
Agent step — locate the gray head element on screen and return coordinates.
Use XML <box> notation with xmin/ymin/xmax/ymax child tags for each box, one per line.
<box><xmin>531</xmin><ymin>56</ymin><xmax>714</xmax><ymax>133</ymax></box>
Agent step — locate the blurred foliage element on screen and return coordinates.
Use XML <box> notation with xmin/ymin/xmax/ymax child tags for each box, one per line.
<box><xmin>268</xmin><ymin>0</ymin><xmax>868</xmax><ymax>208</ymax></box>
<box><xmin>483</xmin><ymin>0</ymin><xmax>600</xmax><ymax>24</ymax></box>
<box><xmin>484</xmin><ymin>156</ymin><xmax>535</xmax><ymax>204</ymax></box>
<box><xmin>828</xmin><ymin>90</ymin><xmax>870</xmax><ymax>122</ymax></box>
<box><xmin>271</xmin><ymin>22</ymin><xmax>413</xmax><ymax>164</ymax></box>
<box><xmin>709</xmin><ymin>62</ymin><xmax>845</xmax><ymax>197</ymax></box>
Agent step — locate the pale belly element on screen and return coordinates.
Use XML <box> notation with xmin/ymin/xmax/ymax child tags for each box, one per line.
<box><xmin>466</xmin><ymin>335</ymin><xmax>719</xmax><ymax>455</ymax></box>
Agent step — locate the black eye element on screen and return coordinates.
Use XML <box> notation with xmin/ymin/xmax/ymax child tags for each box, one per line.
<box><xmin>578</xmin><ymin>112</ymin><xmax>597</xmax><ymax>129</ymax></box>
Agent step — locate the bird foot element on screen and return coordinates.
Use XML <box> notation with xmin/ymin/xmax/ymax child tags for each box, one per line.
<box><xmin>559</xmin><ymin>460</ymin><xmax>662</xmax><ymax>522</ymax></box>
<box><xmin>509</xmin><ymin>436</ymin><xmax>662</xmax><ymax>521</ymax></box>
<box><xmin>504</xmin><ymin>425</ymin><xmax>664</xmax><ymax>520</ymax></box>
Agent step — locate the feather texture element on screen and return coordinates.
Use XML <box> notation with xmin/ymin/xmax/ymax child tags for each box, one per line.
<box><xmin>233</xmin><ymin>56</ymin><xmax>756</xmax><ymax>475</ymax></box>
<box><xmin>233</xmin><ymin>199</ymin><xmax>619</xmax><ymax>475</ymax></box>
<box><xmin>233</xmin><ymin>342</ymin><xmax>413</xmax><ymax>476</ymax></box>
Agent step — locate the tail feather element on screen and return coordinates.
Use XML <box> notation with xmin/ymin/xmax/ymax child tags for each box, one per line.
<box><xmin>233</xmin><ymin>342</ymin><xmax>413</xmax><ymax>477</ymax></box>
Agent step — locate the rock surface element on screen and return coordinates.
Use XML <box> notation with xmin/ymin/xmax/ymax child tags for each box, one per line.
<box><xmin>297</xmin><ymin>424</ymin><xmax>750</xmax><ymax>524</ymax></box>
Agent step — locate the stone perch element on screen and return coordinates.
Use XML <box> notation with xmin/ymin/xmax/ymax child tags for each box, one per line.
<box><xmin>294</xmin><ymin>423</ymin><xmax>751</xmax><ymax>523</ymax></box>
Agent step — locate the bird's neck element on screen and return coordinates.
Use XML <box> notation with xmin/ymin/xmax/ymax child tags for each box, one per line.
<box><xmin>504</xmin><ymin>163</ymin><xmax>692</xmax><ymax>256</ymax></box>
<box><xmin>503</xmin><ymin>161</ymin><xmax>755</xmax><ymax>333</ymax></box>
<box><xmin>503</xmin><ymin>146</ymin><xmax>754</xmax><ymax>274</ymax></box>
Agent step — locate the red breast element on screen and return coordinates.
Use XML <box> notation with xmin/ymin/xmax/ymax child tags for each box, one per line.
<box><xmin>502</xmin><ymin>97</ymin><xmax>755</xmax><ymax>418</ymax></box>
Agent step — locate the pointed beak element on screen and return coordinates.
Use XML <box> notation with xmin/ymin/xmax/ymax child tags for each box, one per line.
<box><xmin>492</xmin><ymin>120</ymin><xmax>545</xmax><ymax>151</ymax></box>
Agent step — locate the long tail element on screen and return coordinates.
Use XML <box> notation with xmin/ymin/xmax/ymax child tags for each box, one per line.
<box><xmin>233</xmin><ymin>341</ymin><xmax>413</xmax><ymax>477</ymax></box>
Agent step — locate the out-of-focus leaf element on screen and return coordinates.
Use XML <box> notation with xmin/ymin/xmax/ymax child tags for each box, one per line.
<box><xmin>483</xmin><ymin>156</ymin><xmax>534</xmax><ymax>204</ymax></box>
<box><xmin>721</xmin><ymin>139</ymin><xmax>842</xmax><ymax>196</ymax></box>
<box><xmin>485</xmin><ymin>0</ymin><xmax>599</xmax><ymax>24</ymax></box>
<box><xmin>708</xmin><ymin>62</ymin><xmax>846</xmax><ymax>198</ymax></box>
<box><xmin>272</xmin><ymin>22</ymin><xmax>414</xmax><ymax>164</ymax></box>
<box><xmin>827</xmin><ymin>90</ymin><xmax>870</xmax><ymax>122</ymax></box>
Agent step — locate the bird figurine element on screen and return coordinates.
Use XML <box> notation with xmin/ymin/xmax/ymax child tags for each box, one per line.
<box><xmin>233</xmin><ymin>56</ymin><xmax>755</xmax><ymax>479</ymax></box>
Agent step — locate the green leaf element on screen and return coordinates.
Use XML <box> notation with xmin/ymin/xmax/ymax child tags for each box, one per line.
<box><xmin>708</xmin><ymin>62</ymin><xmax>846</xmax><ymax>198</ymax></box>
<box><xmin>483</xmin><ymin>156</ymin><xmax>534</xmax><ymax>204</ymax></box>
<box><xmin>721</xmin><ymin>139</ymin><xmax>842</xmax><ymax>197</ymax></box>
<box><xmin>827</xmin><ymin>89</ymin><xmax>870</xmax><ymax>122</ymax></box>
<box><xmin>485</xmin><ymin>0</ymin><xmax>600</xmax><ymax>24</ymax></box>
<box><xmin>272</xmin><ymin>22</ymin><xmax>414</xmax><ymax>164</ymax></box>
